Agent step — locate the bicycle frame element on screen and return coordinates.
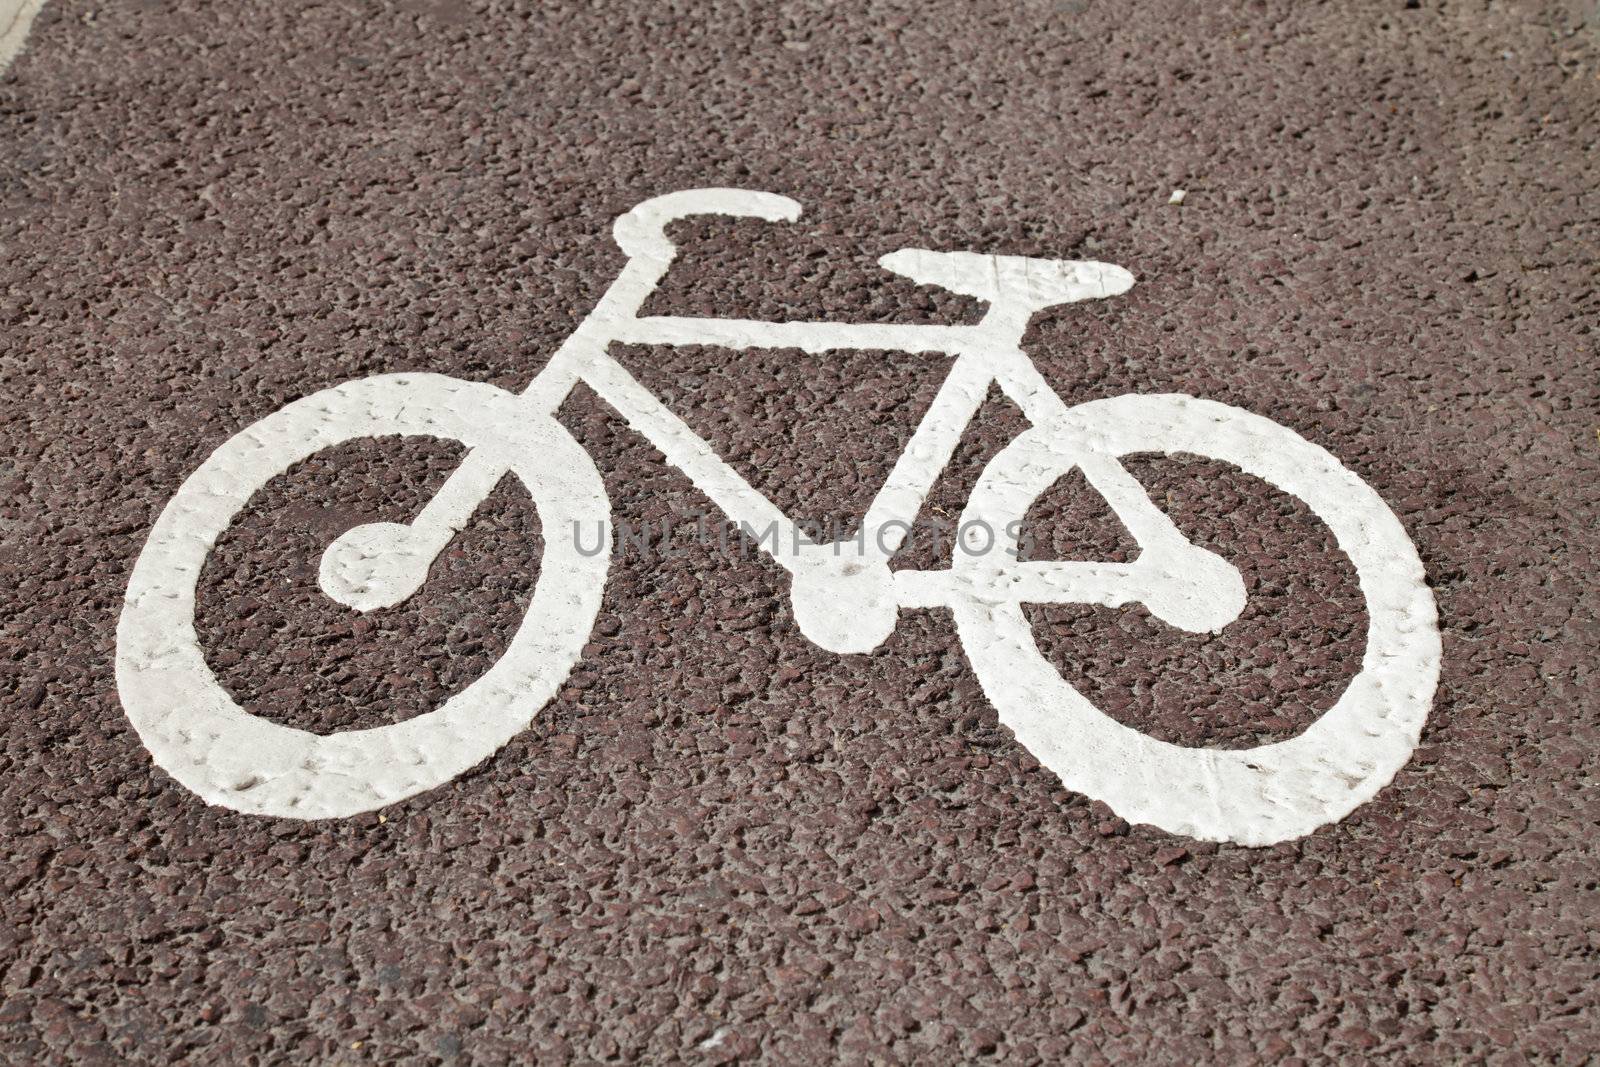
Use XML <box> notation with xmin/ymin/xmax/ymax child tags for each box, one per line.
<box><xmin>367</xmin><ymin>190</ymin><xmax>1221</xmax><ymax>653</ymax></box>
<box><xmin>528</xmin><ymin>247</ymin><xmax>1066</xmax><ymax>569</ymax></box>
<box><xmin>308</xmin><ymin>192</ymin><xmax>1248</xmax><ymax>659</ymax></box>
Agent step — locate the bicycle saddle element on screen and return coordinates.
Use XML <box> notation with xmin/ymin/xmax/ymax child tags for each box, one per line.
<box><xmin>879</xmin><ymin>249</ymin><xmax>1134</xmax><ymax>310</ymax></box>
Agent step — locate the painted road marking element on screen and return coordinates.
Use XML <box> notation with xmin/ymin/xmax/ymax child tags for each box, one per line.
<box><xmin>116</xmin><ymin>190</ymin><xmax>1440</xmax><ymax>844</ymax></box>
<box><xmin>0</xmin><ymin>0</ymin><xmax>44</xmax><ymax>74</ymax></box>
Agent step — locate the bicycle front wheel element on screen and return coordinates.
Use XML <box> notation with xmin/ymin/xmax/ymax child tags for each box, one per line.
<box><xmin>116</xmin><ymin>373</ymin><xmax>611</xmax><ymax>819</ymax></box>
<box><xmin>953</xmin><ymin>393</ymin><xmax>1440</xmax><ymax>846</ymax></box>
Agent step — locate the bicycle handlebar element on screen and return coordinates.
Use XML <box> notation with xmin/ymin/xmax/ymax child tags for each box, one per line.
<box><xmin>612</xmin><ymin>188</ymin><xmax>803</xmax><ymax>261</ymax></box>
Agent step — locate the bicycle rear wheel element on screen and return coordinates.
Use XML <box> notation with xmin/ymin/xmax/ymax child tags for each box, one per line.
<box><xmin>116</xmin><ymin>373</ymin><xmax>610</xmax><ymax>819</ymax></box>
<box><xmin>954</xmin><ymin>393</ymin><xmax>1440</xmax><ymax>845</ymax></box>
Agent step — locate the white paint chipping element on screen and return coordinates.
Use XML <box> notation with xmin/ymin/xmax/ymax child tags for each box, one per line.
<box><xmin>116</xmin><ymin>189</ymin><xmax>1440</xmax><ymax>844</ymax></box>
<box><xmin>0</xmin><ymin>0</ymin><xmax>46</xmax><ymax>74</ymax></box>
<box><xmin>1168</xmin><ymin>188</ymin><xmax>1187</xmax><ymax>205</ymax></box>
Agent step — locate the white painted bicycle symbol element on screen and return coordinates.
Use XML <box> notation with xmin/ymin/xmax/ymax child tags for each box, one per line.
<box><xmin>116</xmin><ymin>190</ymin><xmax>1440</xmax><ymax>845</ymax></box>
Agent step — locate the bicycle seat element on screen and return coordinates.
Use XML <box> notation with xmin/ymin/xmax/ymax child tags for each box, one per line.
<box><xmin>879</xmin><ymin>249</ymin><xmax>1134</xmax><ymax>311</ymax></box>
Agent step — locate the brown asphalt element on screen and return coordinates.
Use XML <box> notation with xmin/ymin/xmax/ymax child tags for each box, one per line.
<box><xmin>2</xmin><ymin>1</ymin><xmax>1598</xmax><ymax>1062</ymax></box>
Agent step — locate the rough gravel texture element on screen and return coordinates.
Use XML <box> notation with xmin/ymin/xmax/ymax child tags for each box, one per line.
<box><xmin>2</xmin><ymin>0</ymin><xmax>1598</xmax><ymax>1062</ymax></box>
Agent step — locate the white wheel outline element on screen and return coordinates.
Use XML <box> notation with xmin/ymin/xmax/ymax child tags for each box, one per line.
<box><xmin>954</xmin><ymin>394</ymin><xmax>1441</xmax><ymax>846</ymax></box>
<box><xmin>115</xmin><ymin>373</ymin><xmax>611</xmax><ymax>819</ymax></box>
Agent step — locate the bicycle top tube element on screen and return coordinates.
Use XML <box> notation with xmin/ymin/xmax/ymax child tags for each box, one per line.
<box><xmin>612</xmin><ymin>315</ymin><xmax>982</xmax><ymax>357</ymax></box>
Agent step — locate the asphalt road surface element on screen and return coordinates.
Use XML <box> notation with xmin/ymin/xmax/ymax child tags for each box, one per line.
<box><xmin>2</xmin><ymin>0</ymin><xmax>1597</xmax><ymax>1062</ymax></box>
